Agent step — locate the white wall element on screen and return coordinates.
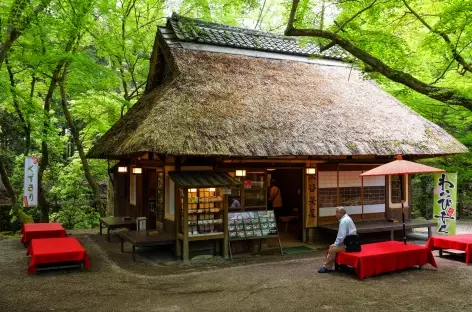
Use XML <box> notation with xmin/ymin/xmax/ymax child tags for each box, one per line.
<box><xmin>318</xmin><ymin>171</ymin><xmax>337</xmax><ymax>188</ymax></box>
<box><xmin>339</xmin><ymin>170</ymin><xmax>362</xmax><ymax>187</ymax></box>
<box><xmin>363</xmin><ymin>175</ymin><xmax>385</xmax><ymax>187</ymax></box>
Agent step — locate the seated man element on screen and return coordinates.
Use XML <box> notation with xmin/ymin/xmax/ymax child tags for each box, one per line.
<box><xmin>319</xmin><ymin>207</ymin><xmax>357</xmax><ymax>273</ymax></box>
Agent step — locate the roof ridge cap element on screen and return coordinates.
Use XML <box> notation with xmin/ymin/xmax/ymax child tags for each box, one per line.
<box><xmin>170</xmin><ymin>12</ymin><xmax>293</xmax><ymax>41</ymax></box>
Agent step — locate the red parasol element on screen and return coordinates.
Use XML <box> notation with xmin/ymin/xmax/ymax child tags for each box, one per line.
<box><xmin>360</xmin><ymin>155</ymin><xmax>445</xmax><ymax>244</ymax></box>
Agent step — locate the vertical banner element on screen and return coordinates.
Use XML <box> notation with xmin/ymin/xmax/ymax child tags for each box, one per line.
<box><xmin>23</xmin><ymin>156</ymin><xmax>39</xmax><ymax>207</ymax></box>
<box><xmin>305</xmin><ymin>174</ymin><xmax>317</xmax><ymax>228</ymax></box>
<box><xmin>433</xmin><ymin>172</ymin><xmax>457</xmax><ymax>235</ymax></box>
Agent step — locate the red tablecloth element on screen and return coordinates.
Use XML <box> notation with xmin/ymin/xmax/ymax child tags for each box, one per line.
<box><xmin>426</xmin><ymin>234</ymin><xmax>472</xmax><ymax>264</ymax></box>
<box><xmin>336</xmin><ymin>241</ymin><xmax>437</xmax><ymax>280</ymax></box>
<box><xmin>26</xmin><ymin>237</ymin><xmax>91</xmax><ymax>274</ymax></box>
<box><xmin>21</xmin><ymin>223</ymin><xmax>67</xmax><ymax>244</ymax></box>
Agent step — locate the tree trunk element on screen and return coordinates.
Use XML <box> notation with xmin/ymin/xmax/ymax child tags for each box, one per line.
<box><xmin>37</xmin><ymin>65</ymin><xmax>63</xmax><ymax>222</ymax></box>
<box><xmin>59</xmin><ymin>67</ymin><xmax>104</xmax><ymax>213</ymax></box>
<box><xmin>0</xmin><ymin>159</ymin><xmax>17</xmax><ymax>206</ymax></box>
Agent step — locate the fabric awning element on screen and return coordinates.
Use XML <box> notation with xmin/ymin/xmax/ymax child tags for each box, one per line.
<box><xmin>168</xmin><ymin>171</ymin><xmax>241</xmax><ymax>188</ymax></box>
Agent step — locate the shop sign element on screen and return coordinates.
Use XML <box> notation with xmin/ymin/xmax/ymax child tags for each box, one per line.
<box><xmin>305</xmin><ymin>174</ymin><xmax>317</xmax><ymax>228</ymax></box>
<box><xmin>23</xmin><ymin>156</ymin><xmax>39</xmax><ymax>207</ymax></box>
<box><xmin>433</xmin><ymin>172</ymin><xmax>457</xmax><ymax>235</ymax></box>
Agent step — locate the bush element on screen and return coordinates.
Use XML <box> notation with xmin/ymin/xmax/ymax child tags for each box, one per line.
<box><xmin>412</xmin><ymin>175</ymin><xmax>434</xmax><ymax>220</ymax></box>
<box><xmin>50</xmin><ymin>204</ymin><xmax>100</xmax><ymax>229</ymax></box>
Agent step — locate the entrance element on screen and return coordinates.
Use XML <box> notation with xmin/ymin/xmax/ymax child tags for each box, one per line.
<box><xmin>143</xmin><ymin>168</ymin><xmax>165</xmax><ymax>230</ymax></box>
<box><xmin>269</xmin><ymin>169</ymin><xmax>304</xmax><ymax>246</ymax></box>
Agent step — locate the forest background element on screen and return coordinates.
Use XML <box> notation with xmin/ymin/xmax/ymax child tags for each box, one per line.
<box><xmin>1</xmin><ymin>0</ymin><xmax>471</xmax><ymax>231</ymax></box>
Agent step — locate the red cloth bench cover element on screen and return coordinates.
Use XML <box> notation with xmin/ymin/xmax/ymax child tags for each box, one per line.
<box><xmin>26</xmin><ymin>237</ymin><xmax>91</xmax><ymax>274</ymax></box>
<box><xmin>426</xmin><ymin>234</ymin><xmax>472</xmax><ymax>264</ymax></box>
<box><xmin>336</xmin><ymin>241</ymin><xmax>437</xmax><ymax>280</ymax></box>
<box><xmin>21</xmin><ymin>223</ymin><xmax>67</xmax><ymax>244</ymax></box>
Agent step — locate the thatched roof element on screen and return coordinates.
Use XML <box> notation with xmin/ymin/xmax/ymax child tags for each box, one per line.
<box><xmin>87</xmin><ymin>15</ymin><xmax>467</xmax><ymax>159</ymax></box>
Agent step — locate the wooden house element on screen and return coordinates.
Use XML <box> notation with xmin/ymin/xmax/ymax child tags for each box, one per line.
<box><xmin>88</xmin><ymin>14</ymin><xmax>467</xmax><ymax>252</ymax></box>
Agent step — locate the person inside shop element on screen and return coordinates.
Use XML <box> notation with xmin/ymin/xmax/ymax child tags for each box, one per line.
<box><xmin>268</xmin><ymin>178</ymin><xmax>283</xmax><ymax>219</ymax></box>
<box><xmin>318</xmin><ymin>207</ymin><xmax>358</xmax><ymax>273</ymax></box>
<box><xmin>230</xmin><ymin>195</ymin><xmax>241</xmax><ymax>208</ymax></box>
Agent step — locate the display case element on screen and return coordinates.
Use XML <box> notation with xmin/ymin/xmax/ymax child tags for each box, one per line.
<box><xmin>229</xmin><ymin>171</ymin><xmax>268</xmax><ymax>211</ymax></box>
<box><xmin>183</xmin><ymin>188</ymin><xmax>225</xmax><ymax>237</ymax></box>
<box><xmin>170</xmin><ymin>171</ymin><xmax>241</xmax><ymax>261</ymax></box>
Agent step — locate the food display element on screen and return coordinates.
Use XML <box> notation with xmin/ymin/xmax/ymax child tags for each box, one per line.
<box><xmin>182</xmin><ymin>188</ymin><xmax>224</xmax><ymax>237</ymax></box>
<box><xmin>228</xmin><ymin>210</ymin><xmax>278</xmax><ymax>240</ymax></box>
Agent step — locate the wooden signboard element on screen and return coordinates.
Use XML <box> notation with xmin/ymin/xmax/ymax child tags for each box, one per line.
<box><xmin>305</xmin><ymin>174</ymin><xmax>318</xmax><ymax>228</ymax></box>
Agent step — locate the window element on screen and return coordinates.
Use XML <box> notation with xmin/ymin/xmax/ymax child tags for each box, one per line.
<box><xmin>389</xmin><ymin>175</ymin><xmax>408</xmax><ymax>208</ymax></box>
<box><xmin>242</xmin><ymin>172</ymin><xmax>266</xmax><ymax>209</ymax></box>
<box><xmin>229</xmin><ymin>171</ymin><xmax>267</xmax><ymax>211</ymax></box>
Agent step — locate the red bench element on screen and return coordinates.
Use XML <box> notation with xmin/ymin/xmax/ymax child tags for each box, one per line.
<box><xmin>27</xmin><ymin>237</ymin><xmax>91</xmax><ymax>274</ymax></box>
<box><xmin>426</xmin><ymin>234</ymin><xmax>472</xmax><ymax>264</ymax></box>
<box><xmin>21</xmin><ymin>223</ymin><xmax>67</xmax><ymax>245</ymax></box>
<box><xmin>335</xmin><ymin>241</ymin><xmax>437</xmax><ymax>280</ymax></box>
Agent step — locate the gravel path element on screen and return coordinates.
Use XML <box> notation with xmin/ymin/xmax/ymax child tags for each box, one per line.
<box><xmin>2</xmin><ymin>227</ymin><xmax>472</xmax><ymax>312</ymax></box>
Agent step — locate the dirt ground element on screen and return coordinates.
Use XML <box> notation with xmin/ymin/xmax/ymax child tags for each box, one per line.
<box><xmin>1</xmin><ymin>228</ymin><xmax>472</xmax><ymax>312</ymax></box>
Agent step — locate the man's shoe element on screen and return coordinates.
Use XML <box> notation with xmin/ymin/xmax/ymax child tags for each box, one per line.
<box><xmin>318</xmin><ymin>267</ymin><xmax>331</xmax><ymax>273</ymax></box>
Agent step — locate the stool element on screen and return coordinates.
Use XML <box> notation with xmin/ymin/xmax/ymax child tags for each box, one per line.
<box><xmin>279</xmin><ymin>216</ymin><xmax>298</xmax><ymax>232</ymax></box>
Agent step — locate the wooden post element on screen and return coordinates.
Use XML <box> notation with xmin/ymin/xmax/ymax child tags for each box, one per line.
<box><xmin>175</xmin><ymin>183</ymin><xmax>182</xmax><ymax>258</ymax></box>
<box><xmin>183</xmin><ymin>188</ymin><xmax>189</xmax><ymax>261</ymax></box>
<box><xmin>336</xmin><ymin>164</ymin><xmax>340</xmax><ymax>206</ymax></box>
<box><xmin>223</xmin><ymin>193</ymin><xmax>229</xmax><ymax>259</ymax></box>
<box><xmin>361</xmin><ymin>172</ymin><xmax>364</xmax><ymax>221</ymax></box>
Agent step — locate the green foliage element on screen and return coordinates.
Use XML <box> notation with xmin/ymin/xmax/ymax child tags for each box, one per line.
<box><xmin>2</xmin><ymin>0</ymin><xmax>472</xmax><ymax>228</ymax></box>
<box><xmin>50</xmin><ymin>204</ymin><xmax>100</xmax><ymax>229</ymax></box>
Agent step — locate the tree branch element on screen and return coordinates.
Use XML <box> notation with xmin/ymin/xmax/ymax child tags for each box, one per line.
<box><xmin>0</xmin><ymin>0</ymin><xmax>51</xmax><ymax>68</ymax></box>
<box><xmin>285</xmin><ymin>0</ymin><xmax>472</xmax><ymax>110</ymax></box>
<box><xmin>320</xmin><ymin>0</ymin><xmax>377</xmax><ymax>52</ymax></box>
<box><xmin>401</xmin><ymin>0</ymin><xmax>472</xmax><ymax>73</ymax></box>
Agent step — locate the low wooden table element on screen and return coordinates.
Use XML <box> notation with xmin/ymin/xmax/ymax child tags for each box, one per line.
<box><xmin>320</xmin><ymin>219</ymin><xmax>437</xmax><ymax>240</ymax></box>
<box><xmin>99</xmin><ymin>217</ymin><xmax>136</xmax><ymax>242</ymax></box>
<box><xmin>119</xmin><ymin>231</ymin><xmax>176</xmax><ymax>261</ymax></box>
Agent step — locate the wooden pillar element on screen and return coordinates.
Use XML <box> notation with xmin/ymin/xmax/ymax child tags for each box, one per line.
<box><xmin>361</xmin><ymin>172</ymin><xmax>364</xmax><ymax>221</ymax></box>
<box><xmin>182</xmin><ymin>188</ymin><xmax>189</xmax><ymax>262</ymax></box>
<box><xmin>175</xmin><ymin>183</ymin><xmax>181</xmax><ymax>258</ymax></box>
<box><xmin>336</xmin><ymin>164</ymin><xmax>340</xmax><ymax>206</ymax></box>
<box><xmin>223</xmin><ymin>193</ymin><xmax>229</xmax><ymax>259</ymax></box>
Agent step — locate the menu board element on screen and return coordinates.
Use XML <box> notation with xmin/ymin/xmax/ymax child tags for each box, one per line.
<box><xmin>228</xmin><ymin>210</ymin><xmax>278</xmax><ymax>240</ymax></box>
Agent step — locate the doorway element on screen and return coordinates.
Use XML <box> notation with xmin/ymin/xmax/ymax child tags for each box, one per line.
<box><xmin>143</xmin><ymin>168</ymin><xmax>165</xmax><ymax>230</ymax></box>
<box><xmin>269</xmin><ymin>169</ymin><xmax>304</xmax><ymax>246</ymax></box>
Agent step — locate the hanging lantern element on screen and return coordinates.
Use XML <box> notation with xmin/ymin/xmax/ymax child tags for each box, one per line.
<box><xmin>235</xmin><ymin>169</ymin><xmax>246</xmax><ymax>177</ymax></box>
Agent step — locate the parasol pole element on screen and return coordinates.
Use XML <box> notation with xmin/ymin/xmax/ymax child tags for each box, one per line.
<box><xmin>399</xmin><ymin>174</ymin><xmax>406</xmax><ymax>245</ymax></box>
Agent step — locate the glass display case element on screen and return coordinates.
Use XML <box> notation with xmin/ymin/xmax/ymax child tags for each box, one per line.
<box><xmin>182</xmin><ymin>188</ymin><xmax>225</xmax><ymax>237</ymax></box>
<box><xmin>235</xmin><ymin>171</ymin><xmax>267</xmax><ymax>210</ymax></box>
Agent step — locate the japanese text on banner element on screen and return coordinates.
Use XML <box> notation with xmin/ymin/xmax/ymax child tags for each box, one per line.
<box><xmin>305</xmin><ymin>174</ymin><xmax>317</xmax><ymax>228</ymax></box>
<box><xmin>23</xmin><ymin>156</ymin><xmax>39</xmax><ymax>207</ymax></box>
<box><xmin>433</xmin><ymin>172</ymin><xmax>457</xmax><ymax>235</ymax></box>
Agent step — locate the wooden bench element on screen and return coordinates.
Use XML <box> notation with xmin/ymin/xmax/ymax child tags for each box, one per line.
<box><xmin>99</xmin><ymin>217</ymin><xmax>136</xmax><ymax>242</ymax></box>
<box><xmin>320</xmin><ymin>219</ymin><xmax>437</xmax><ymax>240</ymax></box>
<box><xmin>119</xmin><ymin>230</ymin><xmax>176</xmax><ymax>261</ymax></box>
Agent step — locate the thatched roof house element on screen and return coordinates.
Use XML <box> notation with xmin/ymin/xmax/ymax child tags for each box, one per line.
<box><xmin>88</xmin><ymin>13</ymin><xmax>467</xmax><ymax>160</ymax></box>
<box><xmin>87</xmin><ymin>14</ymin><xmax>467</xmax><ymax>249</ymax></box>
